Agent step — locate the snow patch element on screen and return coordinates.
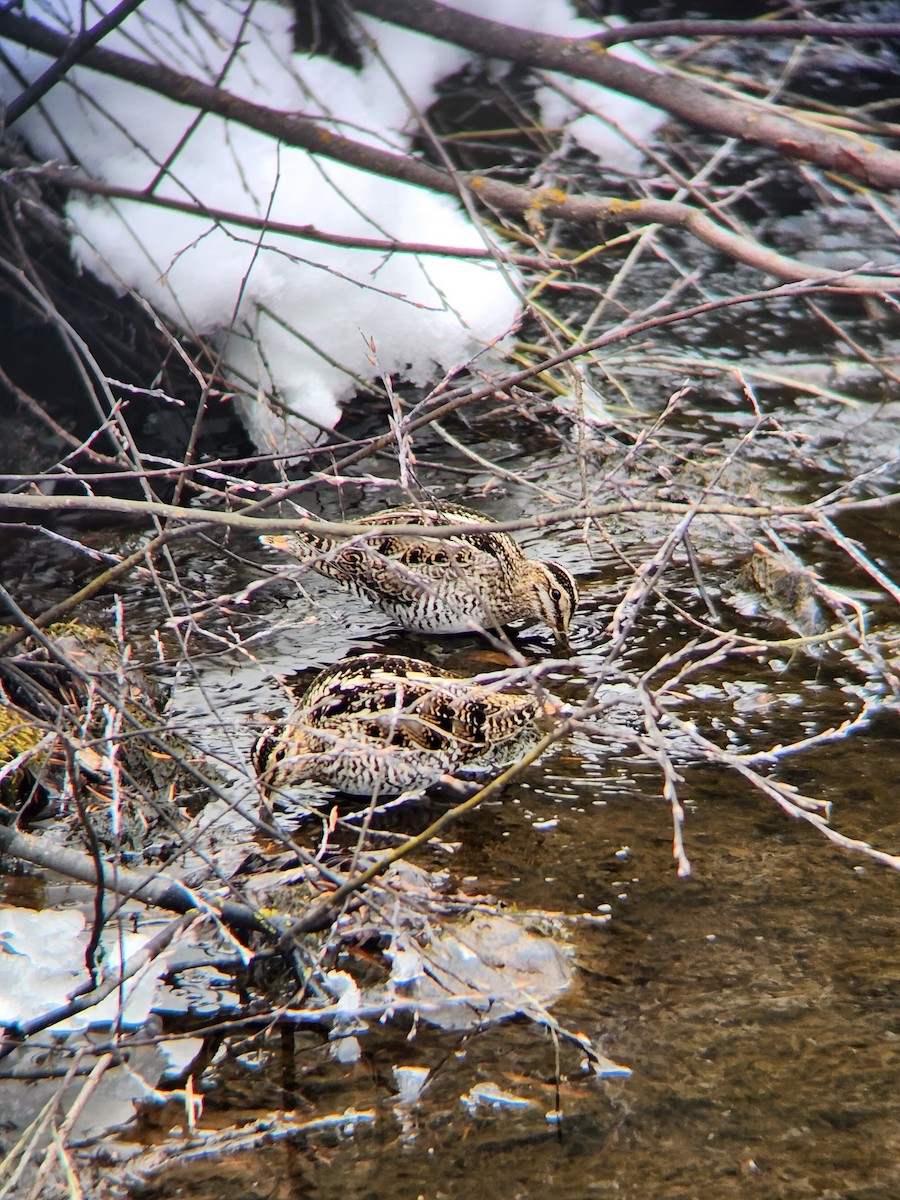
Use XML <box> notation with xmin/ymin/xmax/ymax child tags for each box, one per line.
<box><xmin>1</xmin><ymin>1</ymin><xmax>663</xmax><ymax>448</ymax></box>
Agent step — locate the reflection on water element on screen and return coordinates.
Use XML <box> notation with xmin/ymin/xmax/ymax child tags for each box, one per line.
<box><xmin>115</xmin><ymin>431</ymin><xmax>898</xmax><ymax>1199</ymax></box>
<box><xmin>3</xmin><ymin>402</ymin><xmax>896</xmax><ymax>1199</ymax></box>
<box><xmin>130</xmin><ymin>757</ymin><xmax>899</xmax><ymax>1199</ymax></box>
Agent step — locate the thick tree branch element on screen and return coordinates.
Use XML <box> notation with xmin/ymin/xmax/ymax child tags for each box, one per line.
<box><xmin>0</xmin><ymin>489</ymin><xmax>858</xmax><ymax>536</ymax></box>
<box><xmin>464</xmin><ymin>179</ymin><xmax>899</xmax><ymax>290</ymax></box>
<box><xmin>0</xmin><ymin>824</ymin><xmax>273</xmax><ymax>935</ymax></box>
<box><xmin>0</xmin><ymin>10</ymin><xmax>898</xmax><ymax>290</ymax></box>
<box><xmin>592</xmin><ymin>19</ymin><xmax>900</xmax><ymax>47</ymax></box>
<box><xmin>0</xmin><ymin>9</ymin><xmax>444</xmax><ymax>187</ymax></box>
<box><xmin>352</xmin><ymin>0</ymin><xmax>900</xmax><ymax>189</ymax></box>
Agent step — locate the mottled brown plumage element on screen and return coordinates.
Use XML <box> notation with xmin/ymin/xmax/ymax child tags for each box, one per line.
<box><xmin>252</xmin><ymin>653</ymin><xmax>546</xmax><ymax>797</ymax></box>
<box><xmin>260</xmin><ymin>502</ymin><xmax>577</xmax><ymax>639</ymax></box>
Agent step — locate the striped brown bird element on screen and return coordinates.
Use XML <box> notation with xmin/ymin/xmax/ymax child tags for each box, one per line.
<box><xmin>252</xmin><ymin>653</ymin><xmax>548</xmax><ymax>797</ymax></box>
<box><xmin>260</xmin><ymin>501</ymin><xmax>577</xmax><ymax>642</ymax></box>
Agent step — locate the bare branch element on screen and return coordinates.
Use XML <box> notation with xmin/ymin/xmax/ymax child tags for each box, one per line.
<box><xmin>352</xmin><ymin>0</ymin><xmax>900</xmax><ymax>189</ymax></box>
<box><xmin>2</xmin><ymin>0</ymin><xmax>147</xmax><ymax>125</ymax></box>
<box><xmin>593</xmin><ymin>19</ymin><xmax>900</xmax><ymax>48</ymax></box>
<box><xmin>0</xmin><ymin>824</ymin><xmax>273</xmax><ymax>939</ymax></box>
<box><xmin>0</xmin><ymin>489</ymin><xmax>830</xmax><ymax>536</ymax></box>
<box><xmin>1</xmin><ymin>9</ymin><xmax>898</xmax><ymax>287</ymax></box>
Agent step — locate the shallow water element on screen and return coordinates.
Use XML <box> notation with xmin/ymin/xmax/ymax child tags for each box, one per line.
<box><xmin>3</xmin><ymin>310</ymin><xmax>899</xmax><ymax>1196</ymax></box>
<box><xmin>3</xmin><ymin>364</ymin><xmax>898</xmax><ymax>1200</ymax></box>
<box><xmin>119</xmin><ymin>735</ymin><xmax>900</xmax><ymax>1200</ymax></box>
<box><xmin>50</xmin><ymin>386</ymin><xmax>888</xmax><ymax>1199</ymax></box>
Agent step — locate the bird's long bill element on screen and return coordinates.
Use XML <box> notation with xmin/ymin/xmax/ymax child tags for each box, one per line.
<box><xmin>553</xmin><ymin>630</ymin><xmax>573</xmax><ymax>655</ymax></box>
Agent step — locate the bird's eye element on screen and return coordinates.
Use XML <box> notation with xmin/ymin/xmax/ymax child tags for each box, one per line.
<box><xmin>550</xmin><ymin>588</ymin><xmax>562</xmax><ymax>601</ymax></box>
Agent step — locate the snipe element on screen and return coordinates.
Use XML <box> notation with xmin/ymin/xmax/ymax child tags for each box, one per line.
<box><xmin>252</xmin><ymin>653</ymin><xmax>548</xmax><ymax>797</ymax></box>
<box><xmin>260</xmin><ymin>501</ymin><xmax>577</xmax><ymax>641</ymax></box>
